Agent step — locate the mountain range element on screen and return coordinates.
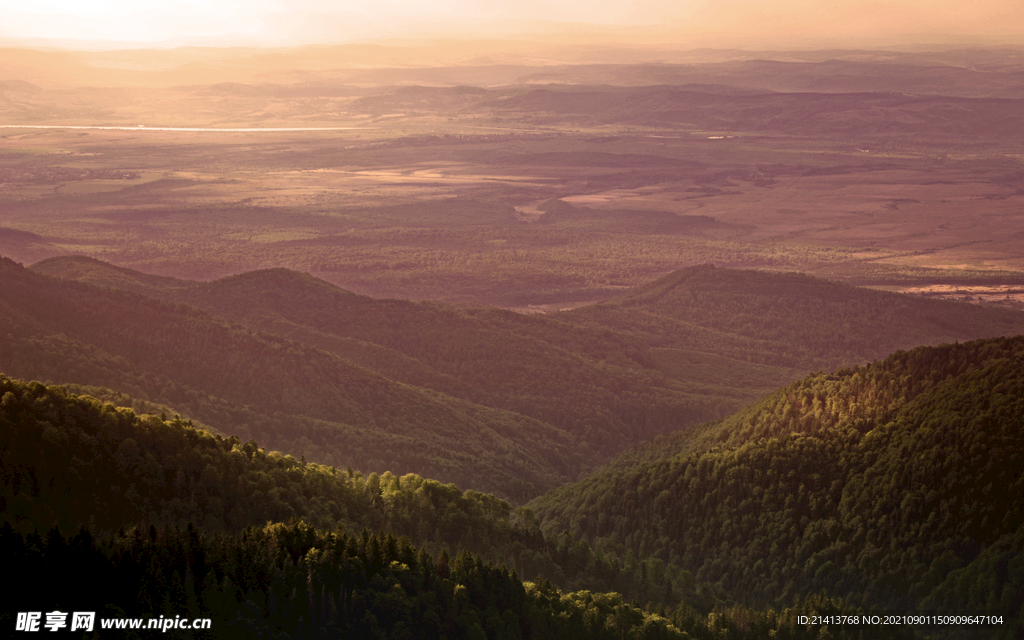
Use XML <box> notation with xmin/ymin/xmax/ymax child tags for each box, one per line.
<box><xmin>5</xmin><ymin>254</ymin><xmax>1023</xmax><ymax>503</ymax></box>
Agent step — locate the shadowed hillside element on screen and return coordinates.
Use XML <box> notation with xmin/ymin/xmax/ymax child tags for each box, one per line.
<box><xmin>562</xmin><ymin>264</ymin><xmax>1024</xmax><ymax>370</ymax></box>
<box><xmin>0</xmin><ymin>257</ymin><xmax>589</xmax><ymax>501</ymax></box>
<box><xmin>32</xmin><ymin>257</ymin><xmax>1024</xmax><ymax>460</ymax></box>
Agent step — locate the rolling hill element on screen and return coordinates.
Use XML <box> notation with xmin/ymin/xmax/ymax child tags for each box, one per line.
<box><xmin>528</xmin><ymin>335</ymin><xmax>1024</xmax><ymax>633</ymax></box>
<box><xmin>0</xmin><ymin>373</ymin><xmax>694</xmax><ymax>638</ymax></box>
<box><xmin>18</xmin><ymin>256</ymin><xmax>1024</xmax><ymax>503</ymax></box>
<box><xmin>560</xmin><ymin>264</ymin><xmax>1024</xmax><ymax>370</ymax></box>
<box><xmin>0</xmin><ymin>256</ymin><xmax>589</xmax><ymax>501</ymax></box>
<box><xmin>0</xmin><ymin>372</ymin><xmax>930</xmax><ymax>639</ymax></box>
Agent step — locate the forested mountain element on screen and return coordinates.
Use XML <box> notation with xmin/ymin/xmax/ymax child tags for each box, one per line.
<box><xmin>0</xmin><ymin>375</ymin><xmax>918</xmax><ymax>639</ymax></box>
<box><xmin>528</xmin><ymin>336</ymin><xmax>1024</xmax><ymax>636</ymax></box>
<box><xmin>3</xmin><ymin>521</ymin><xmax>699</xmax><ymax>640</ymax></box>
<box><xmin>0</xmin><ymin>374</ymin><xmax>595</xmax><ymax>583</ymax></box>
<box><xmin>1</xmin><ymin>373</ymin><xmax>692</xmax><ymax>638</ymax></box>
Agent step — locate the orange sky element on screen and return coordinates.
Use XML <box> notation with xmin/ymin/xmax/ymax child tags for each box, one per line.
<box><xmin>1</xmin><ymin>0</ymin><xmax>1021</xmax><ymax>48</ymax></box>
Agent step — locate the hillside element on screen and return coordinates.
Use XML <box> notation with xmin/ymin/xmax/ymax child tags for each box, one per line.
<box><xmin>0</xmin><ymin>372</ymin><xmax>691</xmax><ymax>637</ymax></box>
<box><xmin>0</xmin><ymin>374</ymin><xmax>921</xmax><ymax>639</ymax></box>
<box><xmin>0</xmin><ymin>257</ymin><xmax>588</xmax><ymax>500</ymax></box>
<box><xmin>32</xmin><ymin>257</ymin><xmax>1024</xmax><ymax>454</ymax></box>
<box><xmin>528</xmin><ymin>336</ymin><xmax>1024</xmax><ymax>634</ymax></box>
<box><xmin>0</xmin><ymin>373</ymin><xmax>545</xmax><ymax>564</ymax></box>
<box><xmin>562</xmin><ymin>264</ymin><xmax>1024</xmax><ymax>370</ymax></box>
<box><xmin>0</xmin><ymin>373</ymin><xmax>640</xmax><ymax>598</ymax></box>
<box><xmin>29</xmin><ymin>256</ymin><xmax>804</xmax><ymax>453</ymax></box>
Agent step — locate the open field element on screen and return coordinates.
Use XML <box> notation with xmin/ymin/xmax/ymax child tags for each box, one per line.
<box><xmin>3</xmin><ymin>50</ymin><xmax>1024</xmax><ymax>307</ymax></box>
<box><xmin>3</xmin><ymin>124</ymin><xmax>1023</xmax><ymax>307</ymax></box>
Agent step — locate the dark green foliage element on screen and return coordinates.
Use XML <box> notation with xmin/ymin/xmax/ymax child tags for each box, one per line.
<box><xmin>0</xmin><ymin>375</ymin><xmax>707</xmax><ymax>606</ymax></box>
<box><xmin>530</xmin><ymin>336</ymin><xmax>1024</xmax><ymax>637</ymax></box>
<box><xmin>0</xmin><ymin>521</ymin><xmax>693</xmax><ymax>640</ymax></box>
<box><xmin>0</xmin><ymin>519</ymin><xmax>925</xmax><ymax>639</ymax></box>
<box><xmin>1</xmin><ymin>348</ymin><xmax>1015</xmax><ymax>638</ymax></box>
<box><xmin>668</xmin><ymin>593</ymin><xmax>918</xmax><ymax>640</ymax></box>
<box><xmin>0</xmin><ymin>373</ymin><xmax>714</xmax><ymax>636</ymax></box>
<box><xmin>0</xmin><ymin>373</ymin><xmax>524</xmax><ymax>544</ymax></box>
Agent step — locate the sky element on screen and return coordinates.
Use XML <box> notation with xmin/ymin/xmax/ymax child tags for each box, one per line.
<box><xmin>1</xmin><ymin>0</ymin><xmax>1022</xmax><ymax>48</ymax></box>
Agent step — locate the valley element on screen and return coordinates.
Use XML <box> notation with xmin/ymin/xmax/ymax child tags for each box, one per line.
<box><xmin>2</xmin><ymin>43</ymin><xmax>1023</xmax><ymax>639</ymax></box>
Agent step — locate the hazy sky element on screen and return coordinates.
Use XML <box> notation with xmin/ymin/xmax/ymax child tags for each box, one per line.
<box><xmin>1</xmin><ymin>0</ymin><xmax>1021</xmax><ymax>47</ymax></box>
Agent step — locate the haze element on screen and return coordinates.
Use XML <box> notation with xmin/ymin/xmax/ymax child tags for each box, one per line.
<box><xmin>2</xmin><ymin>0</ymin><xmax>1022</xmax><ymax>48</ymax></box>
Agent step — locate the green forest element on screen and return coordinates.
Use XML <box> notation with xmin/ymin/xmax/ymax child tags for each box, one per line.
<box><xmin>2</xmin><ymin>375</ymin><xmax>914</xmax><ymax>639</ymax></box>
<box><xmin>529</xmin><ymin>336</ymin><xmax>1024</xmax><ymax>636</ymax></box>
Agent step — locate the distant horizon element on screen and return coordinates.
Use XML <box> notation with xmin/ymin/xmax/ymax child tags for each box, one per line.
<box><xmin>1</xmin><ymin>0</ymin><xmax>1022</xmax><ymax>51</ymax></box>
<box><xmin>3</xmin><ymin>33</ymin><xmax>1024</xmax><ymax>53</ymax></box>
